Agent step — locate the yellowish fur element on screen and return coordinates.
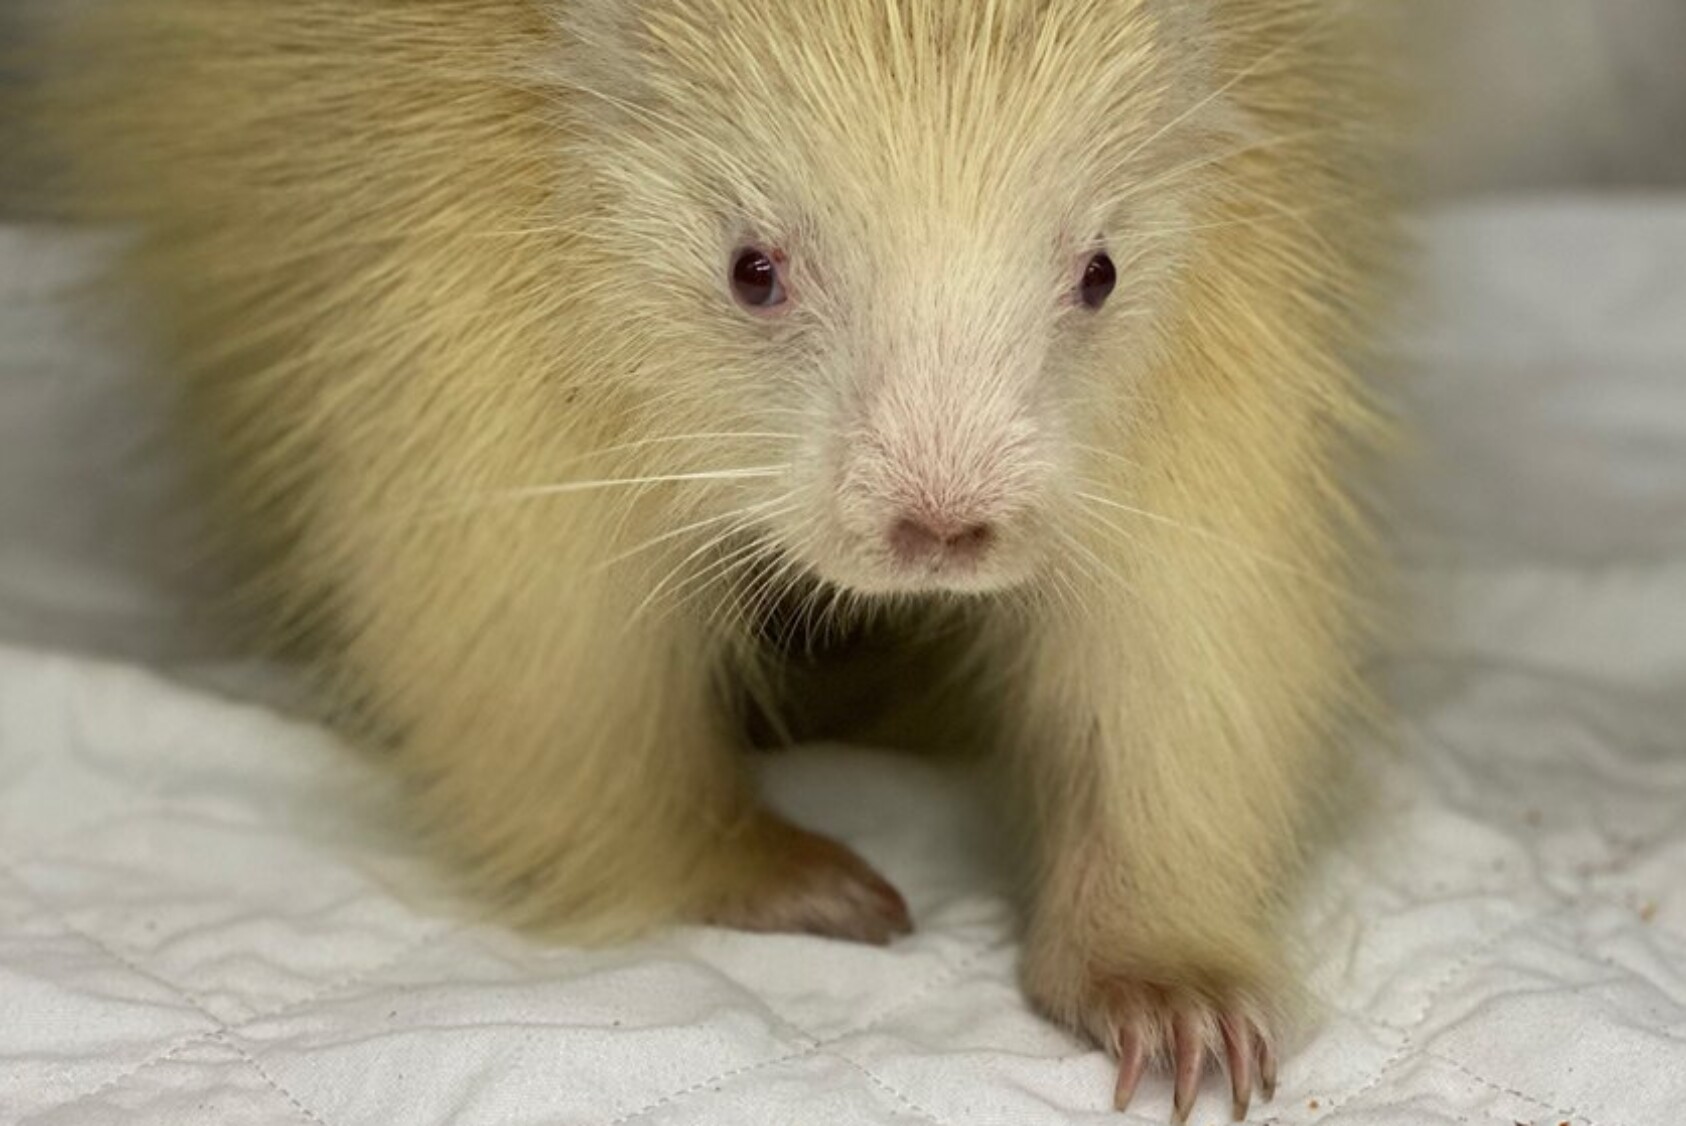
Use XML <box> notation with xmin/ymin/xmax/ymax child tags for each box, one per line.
<box><xmin>29</xmin><ymin>0</ymin><xmax>1397</xmax><ymax>1116</ymax></box>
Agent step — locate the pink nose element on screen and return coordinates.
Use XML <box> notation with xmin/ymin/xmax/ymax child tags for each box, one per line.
<box><xmin>888</xmin><ymin>514</ymin><xmax>996</xmax><ymax>566</ymax></box>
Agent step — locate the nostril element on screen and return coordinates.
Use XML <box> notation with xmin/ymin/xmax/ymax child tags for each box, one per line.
<box><xmin>888</xmin><ymin>518</ymin><xmax>941</xmax><ymax>562</ymax></box>
<box><xmin>945</xmin><ymin>523</ymin><xmax>995</xmax><ymax>555</ymax></box>
<box><xmin>889</xmin><ymin>516</ymin><xmax>996</xmax><ymax>565</ymax></box>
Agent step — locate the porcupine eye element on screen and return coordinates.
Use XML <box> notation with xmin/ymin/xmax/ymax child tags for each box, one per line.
<box><xmin>1080</xmin><ymin>251</ymin><xmax>1117</xmax><ymax>310</ymax></box>
<box><xmin>730</xmin><ymin>248</ymin><xmax>786</xmax><ymax>310</ymax></box>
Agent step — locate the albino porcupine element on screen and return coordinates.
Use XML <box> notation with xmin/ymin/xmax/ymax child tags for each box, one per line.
<box><xmin>27</xmin><ymin>1</ymin><xmax>1398</xmax><ymax>1117</ymax></box>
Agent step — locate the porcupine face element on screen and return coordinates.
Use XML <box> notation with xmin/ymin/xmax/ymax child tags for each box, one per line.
<box><xmin>557</xmin><ymin>0</ymin><xmax>1225</xmax><ymax>599</ymax></box>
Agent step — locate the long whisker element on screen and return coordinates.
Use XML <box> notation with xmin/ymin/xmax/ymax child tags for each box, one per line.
<box><xmin>1051</xmin><ymin>525</ymin><xmax>1119</xmax><ymax>599</ymax></box>
<box><xmin>494</xmin><ymin>466</ymin><xmax>786</xmax><ymax>502</ymax></box>
<box><xmin>657</xmin><ymin>528</ymin><xmax>785</xmax><ymax>623</ymax></box>
<box><xmin>1072</xmin><ymin>441</ymin><xmax>1149</xmax><ymax>474</ymax></box>
<box><xmin>407</xmin><ymin>465</ymin><xmax>788</xmax><ymax>528</ymax></box>
<box><xmin>590</xmin><ymin>495</ymin><xmax>794</xmax><ymax>574</ymax></box>
<box><xmin>1073</xmin><ymin>489</ymin><xmax>1349</xmax><ymax>599</ymax></box>
<box><xmin>631</xmin><ymin>495</ymin><xmax>800</xmax><ymax>623</ymax></box>
<box><xmin>733</xmin><ymin>530</ymin><xmax>814</xmax><ymax>640</ymax></box>
<box><xmin>633</xmin><ymin>532</ymin><xmax>755</xmax><ymax>624</ymax></box>
<box><xmin>550</xmin><ymin>431</ymin><xmax>800</xmax><ymax>466</ymax></box>
<box><xmin>1051</xmin><ymin>512</ymin><xmax>1148</xmax><ymax>609</ymax></box>
<box><xmin>697</xmin><ymin>541</ymin><xmax>796</xmax><ymax>628</ymax></box>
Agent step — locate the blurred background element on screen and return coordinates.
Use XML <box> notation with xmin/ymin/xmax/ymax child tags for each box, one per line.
<box><xmin>1413</xmin><ymin>0</ymin><xmax>1686</xmax><ymax>193</ymax></box>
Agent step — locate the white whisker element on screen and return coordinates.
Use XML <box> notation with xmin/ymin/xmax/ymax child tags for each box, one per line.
<box><xmin>496</xmin><ymin>466</ymin><xmax>786</xmax><ymax>501</ymax></box>
<box><xmin>556</xmin><ymin>431</ymin><xmax>799</xmax><ymax>465</ymax></box>
<box><xmin>590</xmin><ymin>495</ymin><xmax>793</xmax><ymax>574</ymax></box>
<box><xmin>659</xmin><ymin>531</ymin><xmax>781</xmax><ymax>623</ymax></box>
<box><xmin>631</xmin><ymin>497</ymin><xmax>798</xmax><ymax>624</ymax></box>
<box><xmin>1073</xmin><ymin>441</ymin><xmax>1149</xmax><ymax>473</ymax></box>
<box><xmin>1074</xmin><ymin>488</ymin><xmax>1347</xmax><ymax>599</ymax></box>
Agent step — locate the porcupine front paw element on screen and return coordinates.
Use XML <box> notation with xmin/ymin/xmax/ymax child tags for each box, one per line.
<box><xmin>698</xmin><ymin>812</ymin><xmax>913</xmax><ymax>945</ymax></box>
<box><xmin>1024</xmin><ymin>940</ymin><xmax>1281</xmax><ymax>1123</ymax></box>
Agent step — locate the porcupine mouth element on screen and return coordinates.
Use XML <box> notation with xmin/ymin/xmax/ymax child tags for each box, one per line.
<box><xmin>734</xmin><ymin>540</ymin><xmax>995</xmax><ymax>754</ymax></box>
<box><xmin>734</xmin><ymin>536</ymin><xmax>1009</xmax><ymax>650</ymax></box>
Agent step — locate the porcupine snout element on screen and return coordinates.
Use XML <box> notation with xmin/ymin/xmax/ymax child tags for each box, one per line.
<box><xmin>837</xmin><ymin>369</ymin><xmax>1048</xmax><ymax>590</ymax></box>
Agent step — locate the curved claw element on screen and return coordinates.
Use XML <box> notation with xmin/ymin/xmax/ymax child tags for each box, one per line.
<box><xmin>1171</xmin><ymin>1011</ymin><xmax>1205</xmax><ymax>1124</ymax></box>
<box><xmin>1113</xmin><ymin>1025</ymin><xmax>1148</xmax><ymax>1112</ymax></box>
<box><xmin>1259</xmin><ymin>1034</ymin><xmax>1279</xmax><ymax>1103</ymax></box>
<box><xmin>1221</xmin><ymin>1016</ymin><xmax>1254</xmax><ymax>1121</ymax></box>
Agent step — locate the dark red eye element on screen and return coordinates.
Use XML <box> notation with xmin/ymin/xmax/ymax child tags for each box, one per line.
<box><xmin>1080</xmin><ymin>252</ymin><xmax>1117</xmax><ymax>310</ymax></box>
<box><xmin>731</xmin><ymin>247</ymin><xmax>786</xmax><ymax>310</ymax></box>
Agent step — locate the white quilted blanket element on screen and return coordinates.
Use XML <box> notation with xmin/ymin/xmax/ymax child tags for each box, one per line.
<box><xmin>3</xmin><ymin>200</ymin><xmax>1685</xmax><ymax>1126</ymax></box>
